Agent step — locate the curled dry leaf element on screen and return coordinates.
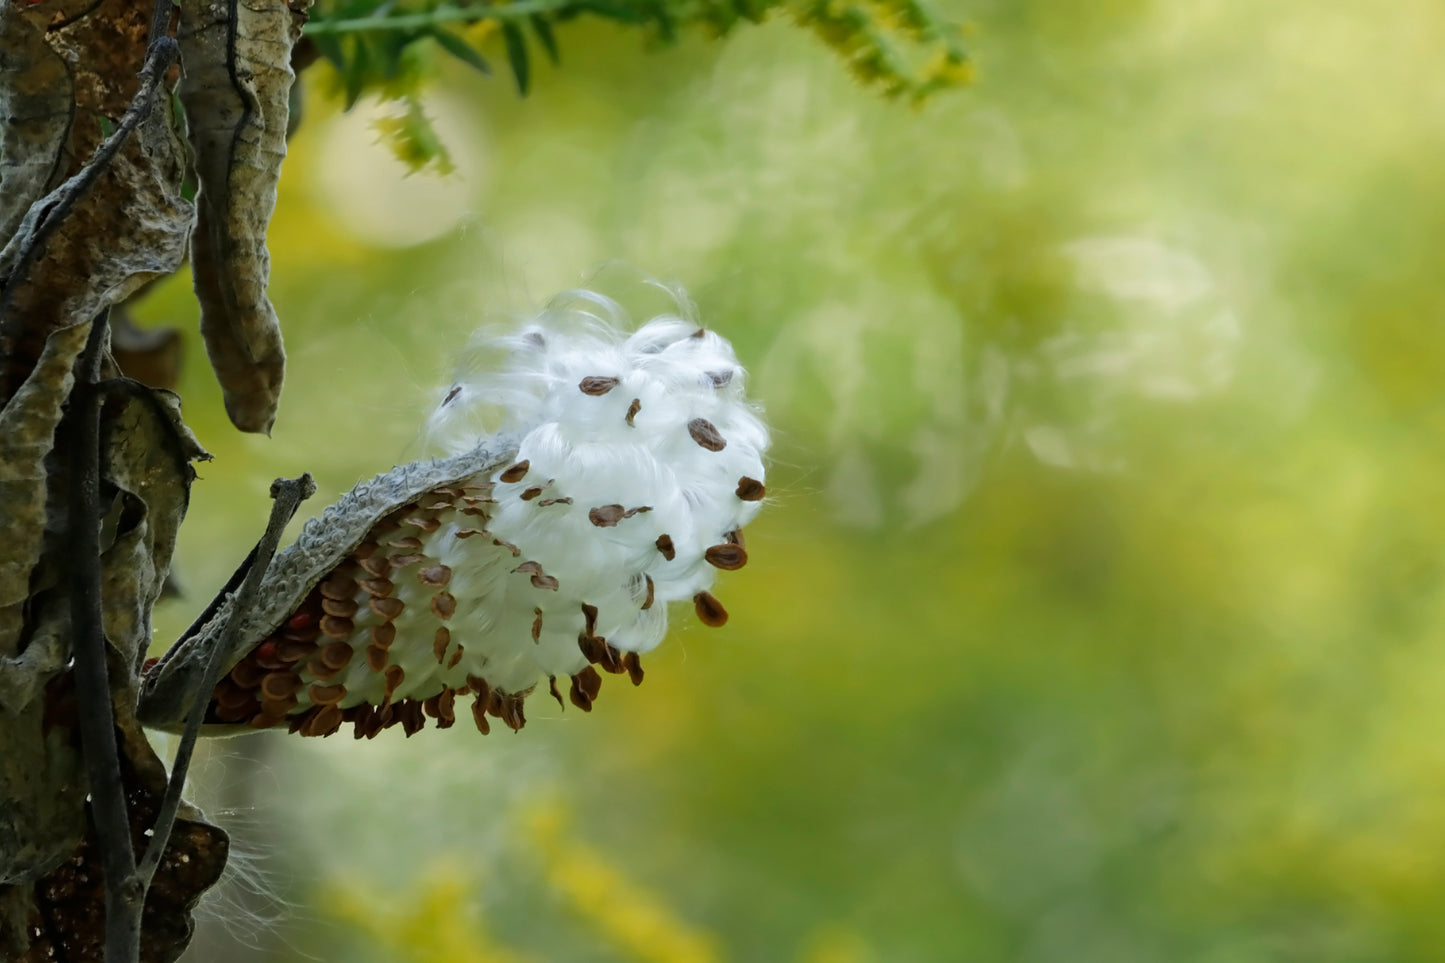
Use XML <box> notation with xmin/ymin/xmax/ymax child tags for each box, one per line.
<box><xmin>177</xmin><ymin>0</ymin><xmax>311</xmax><ymax>434</ymax></box>
<box><xmin>0</xmin><ymin>5</ymin><xmax>73</xmax><ymax>243</ymax></box>
<box><xmin>0</xmin><ymin>0</ymin><xmax>191</xmax><ymax>410</ymax></box>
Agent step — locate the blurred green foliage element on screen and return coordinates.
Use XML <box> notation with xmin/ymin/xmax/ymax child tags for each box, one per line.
<box><xmin>149</xmin><ymin>0</ymin><xmax>1445</xmax><ymax>960</ymax></box>
<box><xmin>304</xmin><ymin>0</ymin><xmax>968</xmax><ymax>170</ymax></box>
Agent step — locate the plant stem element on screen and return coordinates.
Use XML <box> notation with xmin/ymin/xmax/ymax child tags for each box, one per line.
<box><xmin>304</xmin><ymin>0</ymin><xmax>571</xmax><ymax>35</ymax></box>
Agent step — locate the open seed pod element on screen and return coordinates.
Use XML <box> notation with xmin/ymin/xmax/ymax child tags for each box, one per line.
<box><xmin>140</xmin><ymin>287</ymin><xmax>769</xmax><ymax>738</ymax></box>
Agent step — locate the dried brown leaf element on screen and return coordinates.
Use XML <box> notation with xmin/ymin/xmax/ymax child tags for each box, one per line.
<box><xmin>177</xmin><ymin>0</ymin><xmax>310</xmax><ymax>433</ymax></box>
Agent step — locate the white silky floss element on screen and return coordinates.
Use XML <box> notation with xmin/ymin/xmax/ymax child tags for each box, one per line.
<box><xmin>414</xmin><ymin>287</ymin><xmax>770</xmax><ymax>697</ymax></box>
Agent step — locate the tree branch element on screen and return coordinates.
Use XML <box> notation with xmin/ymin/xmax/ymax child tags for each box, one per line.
<box><xmin>136</xmin><ymin>474</ymin><xmax>315</xmax><ymax>889</ymax></box>
<box><xmin>63</xmin><ymin>310</ymin><xmax>147</xmax><ymax>963</ymax></box>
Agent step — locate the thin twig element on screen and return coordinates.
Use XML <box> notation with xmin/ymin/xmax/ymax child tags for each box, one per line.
<box><xmin>63</xmin><ymin>310</ymin><xmax>146</xmax><ymax>962</ymax></box>
<box><xmin>136</xmin><ymin>474</ymin><xmax>315</xmax><ymax>888</ymax></box>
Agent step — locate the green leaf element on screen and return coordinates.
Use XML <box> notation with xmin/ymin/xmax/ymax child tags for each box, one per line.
<box><xmin>310</xmin><ymin>31</ymin><xmax>348</xmax><ymax>71</ymax></box>
<box><xmin>502</xmin><ymin>21</ymin><xmax>530</xmax><ymax>96</ymax></box>
<box><xmin>429</xmin><ymin>27</ymin><xmax>492</xmax><ymax>76</ymax></box>
<box><xmin>343</xmin><ymin>37</ymin><xmax>370</xmax><ymax>108</ymax></box>
<box><xmin>530</xmin><ymin>14</ymin><xmax>560</xmax><ymax>66</ymax></box>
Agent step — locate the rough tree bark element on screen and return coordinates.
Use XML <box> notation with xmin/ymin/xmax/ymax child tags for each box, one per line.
<box><xmin>0</xmin><ymin>0</ymin><xmax>308</xmax><ymax>957</ymax></box>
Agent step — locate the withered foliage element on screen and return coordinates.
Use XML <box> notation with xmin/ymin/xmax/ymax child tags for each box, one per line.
<box><xmin>0</xmin><ymin>0</ymin><xmax>309</xmax><ymax>955</ymax></box>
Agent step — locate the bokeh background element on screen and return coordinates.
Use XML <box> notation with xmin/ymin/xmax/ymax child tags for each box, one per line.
<box><xmin>136</xmin><ymin>0</ymin><xmax>1445</xmax><ymax>959</ymax></box>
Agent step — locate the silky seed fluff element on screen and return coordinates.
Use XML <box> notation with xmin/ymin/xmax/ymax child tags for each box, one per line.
<box><xmin>205</xmin><ymin>284</ymin><xmax>770</xmax><ymax>738</ymax></box>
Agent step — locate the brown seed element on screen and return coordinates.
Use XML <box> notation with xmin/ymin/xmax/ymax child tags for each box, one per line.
<box><xmin>255</xmin><ymin>644</ymin><xmax>287</xmax><ymax>669</ymax></box>
<box><xmin>247</xmin><ymin>707</ymin><xmax>285</xmax><ymax>729</ymax></box>
<box><xmin>520</xmin><ymin>485</ymin><xmax>546</xmax><ymax>501</ymax></box>
<box><xmin>436</xmin><ymin>688</ymin><xmax>457</xmax><ymax>728</ymax></box>
<box><xmin>694</xmin><ymin>591</ymin><xmax>728</xmax><ymax>627</ymax></box>
<box><xmin>500</xmin><ymin>460</ymin><xmax>531</xmax><ymax>483</ymax></box>
<box><xmin>320</xmin><ymin>615</ymin><xmax>354</xmax><ymax>640</ymax></box>
<box><xmin>704</xmin><ymin>543</ymin><xmax>748</xmax><ymax>570</ymax></box>
<box><xmin>642</xmin><ymin>575</ymin><xmax>655</xmax><ymax>610</ymax></box>
<box><xmin>579</xmin><ymin>375</ymin><xmax>620</xmax><ymax>396</ymax></box>
<box><xmin>352</xmin><ymin>540</ymin><xmax>380</xmax><ymax>560</ymax></box>
<box><xmin>589</xmin><ymin>504</ymin><xmax>627</xmax><ymax>527</ymax></box>
<box><xmin>390</xmin><ymin>553</ymin><xmax>427</xmax><ymax>568</ymax></box>
<box><xmin>359</xmin><ymin>576</ymin><xmax>395</xmax><ymax>598</ymax></box>
<box><xmin>724</xmin><ymin>528</ymin><xmax>746</xmax><ymax>549</ymax></box>
<box><xmin>691</xmin><ymin>327</ymin><xmax>706</xmax><ymax>339</ymax></box>
<box><xmin>515</xmin><ymin>560</ymin><xmax>543</xmax><ymax>576</ymax></box>
<box><xmin>736</xmin><ymin>476</ymin><xmax>766</xmax><ymax>501</ymax></box>
<box><xmin>370</xmin><ymin>597</ymin><xmax>405</xmax><ymax>620</ymax></box>
<box><xmin>366</xmin><ymin>644</ymin><xmax>388</xmax><ymax>672</ymax></box>
<box><xmin>215</xmin><ymin>700</ymin><xmax>257</xmax><ymax>724</ymax></box>
<box><xmin>493</xmin><ymin>537</ymin><xmax>521</xmax><ymax>557</ymax></box>
<box><xmin>309</xmin><ymin>683</ymin><xmax>347</xmax><ymax>706</ymax></box>
<box><xmin>498</xmin><ymin>693</ymin><xmax>527</xmax><ymax>732</ymax></box>
<box><xmin>456</xmin><ymin>527</ymin><xmax>488</xmax><ymax>539</ymax></box>
<box><xmin>320</xmin><ymin>641</ymin><xmax>354</xmax><ymax>670</ymax></box>
<box><xmin>387</xmin><ymin>535</ymin><xmax>424</xmax><ymax>551</ymax></box>
<box><xmin>281</xmin><ymin>621</ymin><xmax>321</xmax><ymax>644</ymax></box>
<box><xmin>537</xmin><ymin>497</ymin><xmax>573</xmax><ymax>507</ymax></box>
<box><xmin>656</xmin><ymin>534</ymin><xmax>676</xmax><ymax>561</ymax></box>
<box><xmin>372</xmin><ymin>622</ymin><xmax>397</xmax><ymax>648</ymax></box>
<box><xmin>307</xmin><ymin>657</ymin><xmax>342</xmax><ymax>682</ymax></box>
<box><xmin>359</xmin><ymin>555</ymin><xmax>391</xmax><ymax>578</ymax></box>
<box><xmin>287</xmin><ymin>707</ymin><xmax>317</xmax><ymax>735</ymax></box>
<box><xmin>624</xmin><ymin>651</ymin><xmax>644</xmax><ymax>687</ymax></box>
<box><xmin>433</xmin><ymin>627</ymin><xmax>451</xmax><ymax>663</ymax></box>
<box><xmin>532</xmin><ymin>574</ymin><xmax>560</xmax><ymax>591</ymax></box>
<box><xmin>422</xmin><ymin>694</ymin><xmax>441</xmax><ymax>718</ymax></box>
<box><xmin>319</xmin><ymin>575</ymin><xmax>358</xmax><ymax>600</ymax></box>
<box><xmin>420</xmin><ymin>499</ymin><xmax>453</xmax><ymax>511</ymax></box>
<box><xmin>431</xmin><ymin>592</ymin><xmax>457</xmax><ymax>619</ymax></box>
<box><xmin>251</xmin><ymin>642</ymin><xmax>284</xmax><ymax>665</ymax></box>
<box><xmin>706</xmin><ymin>369</ymin><xmax>734</xmax><ymax>388</ymax></box>
<box><xmin>261</xmin><ymin>673</ymin><xmax>302</xmax><ymax>701</ymax></box>
<box><xmin>383</xmin><ymin>665</ymin><xmax>405</xmax><ymax>704</ymax></box>
<box><xmin>549</xmin><ymin>677</ymin><xmax>565</xmax><ymax>710</ymax></box>
<box><xmin>625</xmin><ymin>398</ymin><xmax>641</xmax><ymax>426</ymax></box>
<box><xmin>309</xmin><ymin>704</ymin><xmax>345</xmax><ymax>737</ymax></box>
<box><xmin>577</xmin><ymin>665</ymin><xmax>603</xmax><ymax>703</ymax></box>
<box><xmin>581</xmin><ymin>603</ymin><xmax>599</xmax><ymax>638</ymax></box>
<box><xmin>276</xmin><ymin>639</ymin><xmax>317</xmax><ymax>664</ymax></box>
<box><xmin>466</xmin><ymin>675</ymin><xmax>492</xmax><ymax>705</ymax></box>
<box><xmin>599</xmin><ymin>644</ymin><xmax>626</xmax><ymax>675</ymax></box>
<box><xmin>532</xmin><ymin>608</ymin><xmax>543</xmax><ymax>643</ymax></box>
<box><xmin>404</xmin><ymin>515</ymin><xmax>442</xmax><ymax>533</ymax></box>
<box><xmin>578</xmin><ymin>632</ymin><xmax>608</xmax><ymax>665</ymax></box>
<box><xmin>230</xmin><ymin>660</ymin><xmax>266</xmax><ymax>689</ymax></box>
<box><xmin>321</xmin><ymin>596</ymin><xmax>359</xmax><ymax>618</ymax></box>
<box><xmin>688</xmin><ymin>418</ymin><xmax>727</xmax><ymax>452</ymax></box>
<box><xmin>400</xmin><ymin>700</ymin><xmax>428</xmax><ymax>737</ymax></box>
<box><xmin>215</xmin><ymin>680</ymin><xmax>255</xmax><ymax>710</ymax></box>
<box><xmin>260</xmin><ymin>685</ymin><xmax>299</xmax><ymax>712</ymax></box>
<box><xmin>351</xmin><ymin>705</ymin><xmax>377</xmax><ymax>739</ymax></box>
<box><xmin>471</xmin><ymin>696</ymin><xmax>492</xmax><ymax>735</ymax></box>
<box><xmin>418</xmin><ymin>564</ymin><xmax>452</xmax><ymax>587</ymax></box>
<box><xmin>447</xmin><ymin>644</ymin><xmax>464</xmax><ymax>669</ymax></box>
